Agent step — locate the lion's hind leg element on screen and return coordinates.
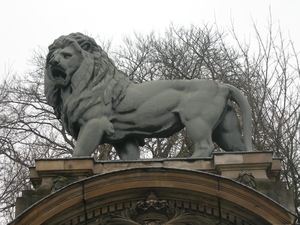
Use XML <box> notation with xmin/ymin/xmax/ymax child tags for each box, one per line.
<box><xmin>184</xmin><ymin>119</ymin><xmax>215</xmax><ymax>158</ymax></box>
<box><xmin>113</xmin><ymin>138</ymin><xmax>140</xmax><ymax>160</ymax></box>
<box><xmin>212</xmin><ymin>102</ymin><xmax>246</xmax><ymax>152</ymax></box>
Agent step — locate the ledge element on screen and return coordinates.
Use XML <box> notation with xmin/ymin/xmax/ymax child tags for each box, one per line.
<box><xmin>13</xmin><ymin>167</ymin><xmax>296</xmax><ymax>225</ymax></box>
<box><xmin>15</xmin><ymin>151</ymin><xmax>295</xmax><ymax>219</ymax></box>
<box><xmin>30</xmin><ymin>151</ymin><xmax>280</xmax><ymax>189</ymax></box>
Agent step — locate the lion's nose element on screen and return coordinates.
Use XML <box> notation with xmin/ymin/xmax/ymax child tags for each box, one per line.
<box><xmin>49</xmin><ymin>55</ymin><xmax>60</xmax><ymax>66</ymax></box>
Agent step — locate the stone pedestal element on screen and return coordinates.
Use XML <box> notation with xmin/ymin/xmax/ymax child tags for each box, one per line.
<box><xmin>12</xmin><ymin>151</ymin><xmax>296</xmax><ymax>225</ymax></box>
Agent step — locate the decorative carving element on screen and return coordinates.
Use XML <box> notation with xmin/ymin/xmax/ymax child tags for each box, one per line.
<box><xmin>132</xmin><ymin>192</ymin><xmax>175</xmax><ymax>223</ymax></box>
<box><xmin>51</xmin><ymin>176</ymin><xmax>69</xmax><ymax>193</ymax></box>
<box><xmin>237</xmin><ymin>171</ymin><xmax>256</xmax><ymax>189</ymax></box>
<box><xmin>45</xmin><ymin>33</ymin><xmax>253</xmax><ymax>159</ymax></box>
<box><xmin>104</xmin><ymin>192</ymin><xmax>217</xmax><ymax>225</ymax></box>
<box><xmin>107</xmin><ymin>192</ymin><xmax>174</xmax><ymax>224</ymax></box>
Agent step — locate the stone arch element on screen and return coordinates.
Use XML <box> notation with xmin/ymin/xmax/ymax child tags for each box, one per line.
<box><xmin>10</xmin><ymin>167</ymin><xmax>295</xmax><ymax>225</ymax></box>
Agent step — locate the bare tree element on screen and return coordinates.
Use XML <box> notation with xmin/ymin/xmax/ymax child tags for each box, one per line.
<box><xmin>112</xmin><ymin>23</ymin><xmax>300</xmax><ymax>218</ymax></box>
<box><xmin>216</xmin><ymin>18</ymin><xmax>300</xmax><ymax>218</ymax></box>
<box><xmin>0</xmin><ymin>51</ymin><xmax>74</xmax><ymax>223</ymax></box>
<box><xmin>250</xmin><ymin>22</ymin><xmax>300</xmax><ymax>217</ymax></box>
<box><xmin>0</xmin><ymin>47</ymin><xmax>120</xmax><ymax>222</ymax></box>
<box><xmin>112</xmin><ymin>24</ymin><xmax>253</xmax><ymax>158</ymax></box>
<box><xmin>0</xmin><ymin>22</ymin><xmax>299</xmax><ymax>223</ymax></box>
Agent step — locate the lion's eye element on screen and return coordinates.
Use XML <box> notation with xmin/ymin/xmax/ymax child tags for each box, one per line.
<box><xmin>63</xmin><ymin>53</ymin><xmax>72</xmax><ymax>59</ymax></box>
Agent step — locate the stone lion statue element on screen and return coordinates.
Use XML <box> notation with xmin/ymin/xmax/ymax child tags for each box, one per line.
<box><xmin>45</xmin><ymin>32</ymin><xmax>253</xmax><ymax>159</ymax></box>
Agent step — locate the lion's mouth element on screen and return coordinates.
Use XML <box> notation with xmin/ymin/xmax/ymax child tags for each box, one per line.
<box><xmin>52</xmin><ymin>68</ymin><xmax>67</xmax><ymax>80</ymax></box>
<box><xmin>49</xmin><ymin>66</ymin><xmax>70</xmax><ymax>87</ymax></box>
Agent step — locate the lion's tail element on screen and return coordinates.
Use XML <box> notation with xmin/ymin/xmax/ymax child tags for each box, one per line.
<box><xmin>226</xmin><ymin>84</ymin><xmax>253</xmax><ymax>152</ymax></box>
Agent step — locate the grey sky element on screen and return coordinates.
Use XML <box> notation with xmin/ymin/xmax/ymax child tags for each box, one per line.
<box><xmin>1</xmin><ymin>0</ymin><xmax>299</xmax><ymax>78</ymax></box>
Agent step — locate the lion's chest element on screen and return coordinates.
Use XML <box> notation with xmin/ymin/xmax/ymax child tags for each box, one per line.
<box><xmin>60</xmin><ymin>87</ymin><xmax>72</xmax><ymax>104</ymax></box>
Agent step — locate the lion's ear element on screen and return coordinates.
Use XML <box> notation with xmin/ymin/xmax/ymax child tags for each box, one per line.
<box><xmin>81</xmin><ymin>41</ymin><xmax>92</xmax><ymax>53</ymax></box>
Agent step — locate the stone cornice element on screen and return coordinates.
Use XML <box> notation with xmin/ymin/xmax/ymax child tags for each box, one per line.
<box><xmin>11</xmin><ymin>166</ymin><xmax>296</xmax><ymax>225</ymax></box>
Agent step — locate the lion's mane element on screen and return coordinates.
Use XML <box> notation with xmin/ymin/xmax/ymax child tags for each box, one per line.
<box><xmin>45</xmin><ymin>33</ymin><xmax>131</xmax><ymax>138</ymax></box>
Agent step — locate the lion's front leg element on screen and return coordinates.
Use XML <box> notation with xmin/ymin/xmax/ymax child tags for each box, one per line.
<box><xmin>73</xmin><ymin>117</ymin><xmax>115</xmax><ymax>157</ymax></box>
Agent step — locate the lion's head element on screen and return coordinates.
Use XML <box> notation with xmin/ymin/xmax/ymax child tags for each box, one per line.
<box><xmin>46</xmin><ymin>37</ymin><xmax>85</xmax><ymax>87</ymax></box>
<box><xmin>45</xmin><ymin>33</ymin><xmax>131</xmax><ymax>138</ymax></box>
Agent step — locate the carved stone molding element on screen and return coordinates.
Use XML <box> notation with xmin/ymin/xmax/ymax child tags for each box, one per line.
<box><xmin>103</xmin><ymin>192</ymin><xmax>219</xmax><ymax>225</ymax></box>
<box><xmin>11</xmin><ymin>166</ymin><xmax>296</xmax><ymax>225</ymax></box>
<box><xmin>51</xmin><ymin>176</ymin><xmax>70</xmax><ymax>193</ymax></box>
<box><xmin>132</xmin><ymin>192</ymin><xmax>174</xmax><ymax>223</ymax></box>
<box><xmin>108</xmin><ymin>209</ymin><xmax>216</xmax><ymax>225</ymax></box>
<box><xmin>237</xmin><ymin>171</ymin><xmax>256</xmax><ymax>189</ymax></box>
<box><xmin>109</xmin><ymin>192</ymin><xmax>176</xmax><ymax>224</ymax></box>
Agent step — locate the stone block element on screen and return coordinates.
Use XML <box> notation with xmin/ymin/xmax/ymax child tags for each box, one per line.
<box><xmin>214</xmin><ymin>153</ymin><xmax>243</xmax><ymax>165</ymax></box>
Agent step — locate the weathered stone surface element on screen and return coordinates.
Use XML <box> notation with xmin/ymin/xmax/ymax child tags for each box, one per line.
<box><xmin>15</xmin><ymin>189</ymin><xmax>50</xmax><ymax>217</ymax></box>
<box><xmin>44</xmin><ymin>33</ymin><xmax>254</xmax><ymax>159</ymax></box>
<box><xmin>15</xmin><ymin>151</ymin><xmax>294</xmax><ymax>218</ymax></box>
<box><xmin>11</xmin><ymin>163</ymin><xmax>296</xmax><ymax>225</ymax></box>
<box><xmin>28</xmin><ymin>152</ymin><xmax>281</xmax><ymax>191</ymax></box>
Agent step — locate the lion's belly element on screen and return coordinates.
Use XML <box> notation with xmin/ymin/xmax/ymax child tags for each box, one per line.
<box><xmin>108</xmin><ymin>112</ymin><xmax>184</xmax><ymax>141</ymax></box>
<box><xmin>103</xmin><ymin>79</ymin><xmax>224</xmax><ymax>143</ymax></box>
<box><xmin>106</xmin><ymin>83</ymin><xmax>185</xmax><ymax>141</ymax></box>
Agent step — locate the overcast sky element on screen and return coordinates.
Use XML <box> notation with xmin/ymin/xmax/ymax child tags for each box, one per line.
<box><xmin>1</xmin><ymin>0</ymin><xmax>299</xmax><ymax>79</ymax></box>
